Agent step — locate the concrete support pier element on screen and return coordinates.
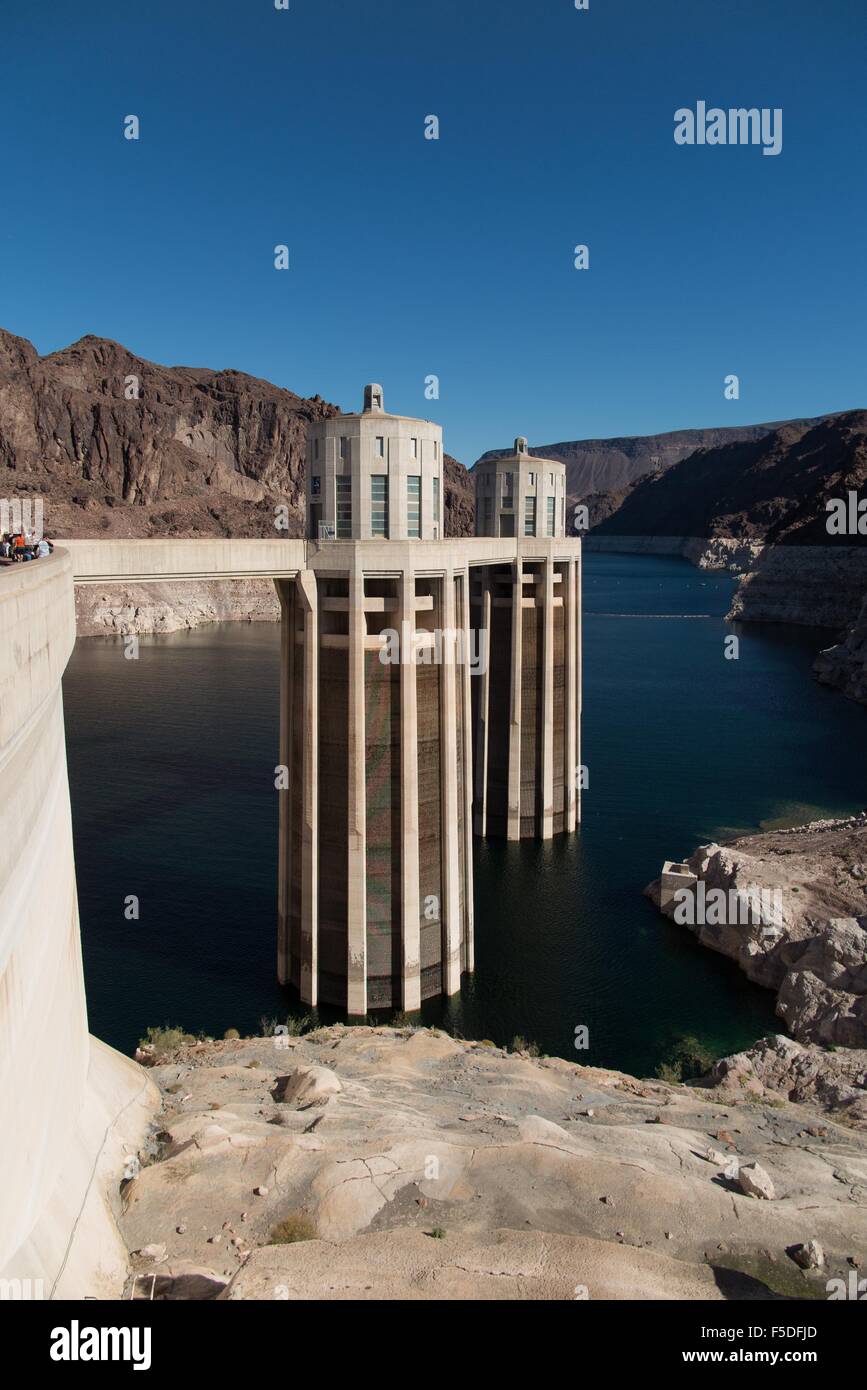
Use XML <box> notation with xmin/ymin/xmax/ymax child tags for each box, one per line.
<box><xmin>277</xmin><ymin>548</ymin><xmax>477</xmax><ymax>1012</ymax></box>
<box><xmin>470</xmin><ymin>542</ymin><xmax>580</xmax><ymax>841</ymax></box>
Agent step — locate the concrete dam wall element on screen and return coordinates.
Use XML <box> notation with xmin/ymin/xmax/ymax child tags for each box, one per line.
<box><xmin>0</xmin><ymin>552</ymin><xmax>156</xmax><ymax>1298</ymax></box>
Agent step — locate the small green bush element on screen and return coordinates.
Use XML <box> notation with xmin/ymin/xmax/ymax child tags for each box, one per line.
<box><xmin>283</xmin><ymin>1014</ymin><xmax>313</xmax><ymax>1036</ymax></box>
<box><xmin>510</xmin><ymin>1035</ymin><xmax>540</xmax><ymax>1057</ymax></box>
<box><xmin>654</xmin><ymin>1035</ymin><xmax>716</xmax><ymax>1083</ymax></box>
<box><xmin>270</xmin><ymin>1213</ymin><xmax>318</xmax><ymax>1244</ymax></box>
<box><xmin>140</xmin><ymin>1026</ymin><xmax>187</xmax><ymax>1061</ymax></box>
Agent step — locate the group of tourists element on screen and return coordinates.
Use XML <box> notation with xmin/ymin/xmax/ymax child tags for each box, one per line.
<box><xmin>0</xmin><ymin>531</ymin><xmax>53</xmax><ymax>563</ymax></box>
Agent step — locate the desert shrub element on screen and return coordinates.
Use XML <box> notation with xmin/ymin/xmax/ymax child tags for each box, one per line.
<box><xmin>510</xmin><ymin>1035</ymin><xmax>540</xmax><ymax>1057</ymax></box>
<box><xmin>655</xmin><ymin>1035</ymin><xmax>716</xmax><ymax>1083</ymax></box>
<box><xmin>140</xmin><ymin>1026</ymin><xmax>187</xmax><ymax>1061</ymax></box>
<box><xmin>390</xmin><ymin>1011</ymin><xmax>417</xmax><ymax>1029</ymax></box>
<box><xmin>283</xmin><ymin>1014</ymin><xmax>313</xmax><ymax>1036</ymax></box>
<box><xmin>270</xmin><ymin>1213</ymin><xmax>318</xmax><ymax>1244</ymax></box>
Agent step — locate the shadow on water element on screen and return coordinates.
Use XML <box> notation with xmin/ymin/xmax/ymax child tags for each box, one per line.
<box><xmin>63</xmin><ymin>554</ymin><xmax>867</xmax><ymax>1076</ymax></box>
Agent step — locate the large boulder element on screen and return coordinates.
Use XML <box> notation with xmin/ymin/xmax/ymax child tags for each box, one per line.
<box><xmin>275</xmin><ymin>1065</ymin><xmax>342</xmax><ymax>1108</ymax></box>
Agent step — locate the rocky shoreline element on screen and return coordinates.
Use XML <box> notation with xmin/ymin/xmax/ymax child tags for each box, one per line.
<box><xmin>120</xmin><ymin>1024</ymin><xmax>867</xmax><ymax>1300</ymax></box>
<box><xmin>647</xmin><ymin>814</ymin><xmax>867</xmax><ymax>1053</ymax></box>
<box><xmin>74</xmin><ymin>578</ymin><xmax>280</xmax><ymax>636</ymax></box>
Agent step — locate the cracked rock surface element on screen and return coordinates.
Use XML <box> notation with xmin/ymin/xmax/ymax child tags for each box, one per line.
<box><xmin>120</xmin><ymin>1026</ymin><xmax>867</xmax><ymax>1300</ymax></box>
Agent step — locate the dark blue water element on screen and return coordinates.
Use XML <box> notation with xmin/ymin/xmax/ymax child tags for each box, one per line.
<box><xmin>63</xmin><ymin>554</ymin><xmax>867</xmax><ymax>1077</ymax></box>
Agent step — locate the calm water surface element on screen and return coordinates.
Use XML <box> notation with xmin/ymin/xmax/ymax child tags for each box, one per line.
<box><xmin>63</xmin><ymin>554</ymin><xmax>867</xmax><ymax>1076</ymax></box>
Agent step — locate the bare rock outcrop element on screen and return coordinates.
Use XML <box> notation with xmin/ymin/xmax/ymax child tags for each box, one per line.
<box><xmin>0</xmin><ymin>328</ymin><xmax>339</xmax><ymax>539</ymax></box>
<box><xmin>815</xmin><ymin>590</ymin><xmax>867</xmax><ymax>704</ymax></box>
<box><xmin>728</xmin><ymin>546</ymin><xmax>867</xmax><ymax>630</ymax></box>
<box><xmin>647</xmin><ymin>817</ymin><xmax>867</xmax><ymax>1048</ymax></box>
<box><xmin>711</xmin><ymin>1034</ymin><xmax>867</xmax><ymax>1129</ymax></box>
<box><xmin>74</xmin><ymin>578</ymin><xmax>281</xmax><ymax>634</ymax></box>
<box><xmin>119</xmin><ymin>1026</ymin><xmax>867</xmax><ymax>1301</ymax></box>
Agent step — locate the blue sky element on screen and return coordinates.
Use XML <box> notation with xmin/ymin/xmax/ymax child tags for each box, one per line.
<box><xmin>1</xmin><ymin>0</ymin><xmax>864</xmax><ymax>464</ymax></box>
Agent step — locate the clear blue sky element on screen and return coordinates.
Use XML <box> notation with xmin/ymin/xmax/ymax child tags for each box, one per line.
<box><xmin>1</xmin><ymin>0</ymin><xmax>864</xmax><ymax>464</ymax></box>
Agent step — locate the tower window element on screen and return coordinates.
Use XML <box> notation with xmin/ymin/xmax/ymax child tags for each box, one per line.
<box><xmin>433</xmin><ymin>475</ymin><xmax>440</xmax><ymax>524</ymax></box>
<box><xmin>336</xmin><ymin>477</ymin><xmax>352</xmax><ymax>539</ymax></box>
<box><xmin>340</xmin><ymin>436</ymin><xmax>348</xmax><ymax>460</ymax></box>
<box><xmin>411</xmin><ymin>437</ymin><xmax>418</xmax><ymax>459</ymax></box>
<box><xmin>524</xmin><ymin>495</ymin><xmax>536</xmax><ymax>536</ymax></box>
<box><xmin>314</xmin><ymin>437</ymin><xmax>320</xmax><ymax>460</ymax></box>
<box><xmin>546</xmin><ymin>496</ymin><xmax>555</xmax><ymax>536</ymax></box>
<box><xmin>375</xmin><ymin>436</ymin><xmax>384</xmax><ymax>457</ymax></box>
<box><xmin>407</xmin><ymin>475</ymin><xmax>421</xmax><ymax>537</ymax></box>
<box><xmin>371</xmin><ymin>475</ymin><xmax>389</xmax><ymax>537</ymax></box>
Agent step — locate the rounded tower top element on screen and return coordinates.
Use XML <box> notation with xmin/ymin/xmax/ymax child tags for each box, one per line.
<box><xmin>363</xmin><ymin>383</ymin><xmax>385</xmax><ymax>414</ymax></box>
<box><xmin>305</xmin><ymin>382</ymin><xmax>444</xmax><ymax>540</ymax></box>
<box><xmin>473</xmin><ymin>435</ymin><xmax>567</xmax><ymax>539</ymax></box>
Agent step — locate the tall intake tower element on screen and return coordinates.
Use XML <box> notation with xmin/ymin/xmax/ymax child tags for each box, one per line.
<box><xmin>276</xmin><ymin>388</ymin><xmax>581</xmax><ymax>1015</ymax></box>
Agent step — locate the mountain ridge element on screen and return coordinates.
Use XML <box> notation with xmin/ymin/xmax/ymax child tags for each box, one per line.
<box><xmin>0</xmin><ymin>327</ymin><xmax>475</xmax><ymax>541</ymax></box>
<box><xmin>475</xmin><ymin>413</ymin><xmax>850</xmax><ymax>501</ymax></box>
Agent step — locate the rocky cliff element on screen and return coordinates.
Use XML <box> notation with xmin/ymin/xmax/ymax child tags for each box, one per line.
<box><xmin>647</xmin><ymin>816</ymin><xmax>867</xmax><ymax>1050</ymax></box>
<box><xmin>476</xmin><ymin>416</ymin><xmax>833</xmax><ymax>501</ymax></box>
<box><xmin>591</xmin><ymin>411</ymin><xmax>867</xmax><ymax>546</ymax></box>
<box><xmin>119</xmin><ymin>1025</ymin><xmax>867</xmax><ymax>1300</ymax></box>
<box><xmin>815</xmin><ymin>593</ymin><xmax>867</xmax><ymax>703</ymax></box>
<box><xmin>0</xmin><ymin>328</ymin><xmax>339</xmax><ymax>538</ymax></box>
<box><xmin>0</xmin><ymin>328</ymin><xmax>476</xmax><ymax>632</ymax></box>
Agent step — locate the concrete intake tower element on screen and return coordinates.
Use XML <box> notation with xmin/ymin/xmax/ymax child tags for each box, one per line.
<box><xmin>276</xmin><ymin>387</ymin><xmax>581</xmax><ymax>1015</ymax></box>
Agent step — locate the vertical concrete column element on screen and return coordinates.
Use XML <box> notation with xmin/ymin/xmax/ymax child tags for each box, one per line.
<box><xmin>399</xmin><ymin>566</ymin><xmax>421</xmax><ymax>1010</ymax></box>
<box><xmin>276</xmin><ymin>579</ymin><xmax>294</xmax><ymax>984</ymax></box>
<box><xmin>540</xmin><ymin>552</ymin><xmax>555</xmax><ymax>839</ymax></box>
<box><xmin>346</xmin><ymin>557</ymin><xmax>367</xmax><ymax>1014</ymax></box>
<box><xmin>564</xmin><ymin>558</ymin><xmax>578</xmax><ymax>834</ymax></box>
<box><xmin>296</xmin><ymin>569</ymin><xmax>319</xmax><ymax>1006</ymax></box>
<box><xmin>460</xmin><ymin>567</ymin><xmax>476</xmax><ymax>972</ymax></box>
<box><xmin>506</xmin><ymin>557</ymin><xmax>524</xmax><ymax>840</ymax></box>
<box><xmin>576</xmin><ymin>542</ymin><xmax>583</xmax><ymax>824</ymax></box>
<box><xmin>440</xmin><ymin>570</ymin><xmax>461</xmax><ymax>995</ymax></box>
<box><xmin>473</xmin><ymin>566</ymin><xmax>491</xmax><ymax>836</ymax></box>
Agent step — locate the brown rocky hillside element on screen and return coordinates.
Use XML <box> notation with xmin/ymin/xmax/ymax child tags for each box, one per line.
<box><xmin>0</xmin><ymin>329</ymin><xmax>476</xmax><ymax>540</ymax></box>
<box><xmin>476</xmin><ymin>416</ymin><xmax>840</xmax><ymax>502</ymax></box>
<box><xmin>592</xmin><ymin>412</ymin><xmax>867</xmax><ymax>545</ymax></box>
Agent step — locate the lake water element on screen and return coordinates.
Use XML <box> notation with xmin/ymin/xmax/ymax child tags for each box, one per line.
<box><xmin>63</xmin><ymin>553</ymin><xmax>867</xmax><ymax>1077</ymax></box>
